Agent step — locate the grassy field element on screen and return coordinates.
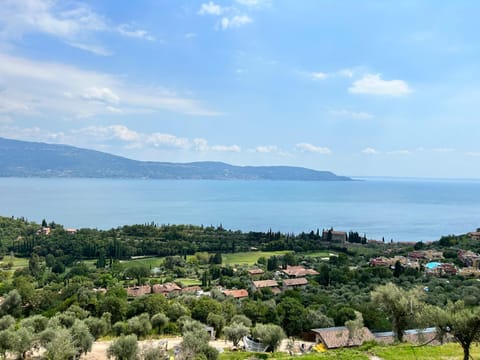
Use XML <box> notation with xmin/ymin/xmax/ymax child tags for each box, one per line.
<box><xmin>219</xmin><ymin>343</ymin><xmax>480</xmax><ymax>360</ymax></box>
<box><xmin>222</xmin><ymin>251</ymin><xmax>291</xmax><ymax>266</ymax></box>
<box><xmin>175</xmin><ymin>278</ymin><xmax>201</xmax><ymax>286</ymax></box>
<box><xmin>0</xmin><ymin>255</ymin><xmax>28</xmax><ymax>270</ymax></box>
<box><xmin>302</xmin><ymin>251</ymin><xmax>333</xmax><ymax>258</ymax></box>
<box><xmin>371</xmin><ymin>343</ymin><xmax>479</xmax><ymax>360</ymax></box>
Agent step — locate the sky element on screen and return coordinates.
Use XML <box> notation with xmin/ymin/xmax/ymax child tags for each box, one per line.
<box><xmin>0</xmin><ymin>0</ymin><xmax>480</xmax><ymax>178</ymax></box>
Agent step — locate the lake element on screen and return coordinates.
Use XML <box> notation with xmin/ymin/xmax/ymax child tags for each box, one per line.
<box><xmin>0</xmin><ymin>177</ymin><xmax>479</xmax><ymax>242</ymax></box>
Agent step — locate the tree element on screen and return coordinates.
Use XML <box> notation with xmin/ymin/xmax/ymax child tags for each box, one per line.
<box><xmin>371</xmin><ymin>283</ymin><xmax>421</xmax><ymax>342</ymax></box>
<box><xmin>430</xmin><ymin>301</ymin><xmax>480</xmax><ymax>360</ymax></box>
<box><xmin>125</xmin><ymin>264</ymin><xmax>150</xmax><ymax>286</ymax></box>
<box><xmin>44</xmin><ymin>328</ymin><xmax>76</xmax><ymax>360</ymax></box>
<box><xmin>28</xmin><ymin>253</ymin><xmax>43</xmax><ymax>279</ymax></box>
<box><xmin>230</xmin><ymin>315</ymin><xmax>252</xmax><ymax>328</ymax></box>
<box><xmin>251</xmin><ymin>324</ymin><xmax>285</xmax><ymax>352</ymax></box>
<box><xmin>277</xmin><ymin>297</ymin><xmax>308</xmax><ymax>336</ymax></box>
<box><xmin>345</xmin><ymin>311</ymin><xmax>364</xmax><ymax>346</ymax></box>
<box><xmin>223</xmin><ymin>322</ymin><xmax>250</xmax><ymax>347</ymax></box>
<box><xmin>0</xmin><ymin>290</ymin><xmax>22</xmax><ymax>318</ymax></box>
<box><xmin>0</xmin><ymin>329</ymin><xmax>15</xmax><ymax>359</ymax></box>
<box><xmin>84</xmin><ymin>317</ymin><xmax>109</xmax><ymax>339</ymax></box>
<box><xmin>307</xmin><ymin>309</ymin><xmax>334</xmax><ymax>329</ymax></box>
<box><xmin>151</xmin><ymin>313</ymin><xmax>169</xmax><ymax>334</ymax></box>
<box><xmin>11</xmin><ymin>327</ymin><xmax>34</xmax><ymax>360</ymax></box>
<box><xmin>127</xmin><ymin>313</ymin><xmax>151</xmax><ymax>337</ymax></box>
<box><xmin>70</xmin><ymin>319</ymin><xmax>93</xmax><ymax>358</ymax></box>
<box><xmin>206</xmin><ymin>313</ymin><xmax>225</xmax><ymax>336</ymax></box>
<box><xmin>107</xmin><ymin>334</ymin><xmax>139</xmax><ymax>360</ymax></box>
<box><xmin>0</xmin><ymin>316</ymin><xmax>15</xmax><ymax>331</ymax></box>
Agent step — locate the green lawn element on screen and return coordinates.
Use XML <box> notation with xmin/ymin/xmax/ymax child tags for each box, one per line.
<box><xmin>222</xmin><ymin>251</ymin><xmax>292</xmax><ymax>266</ymax></box>
<box><xmin>302</xmin><ymin>251</ymin><xmax>334</xmax><ymax>258</ymax></box>
<box><xmin>219</xmin><ymin>343</ymin><xmax>478</xmax><ymax>360</ymax></box>
<box><xmin>371</xmin><ymin>343</ymin><xmax>479</xmax><ymax>360</ymax></box>
<box><xmin>175</xmin><ymin>278</ymin><xmax>201</xmax><ymax>286</ymax></box>
<box><xmin>0</xmin><ymin>255</ymin><xmax>28</xmax><ymax>270</ymax></box>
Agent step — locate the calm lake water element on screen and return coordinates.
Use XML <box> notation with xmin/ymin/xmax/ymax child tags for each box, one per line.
<box><xmin>0</xmin><ymin>177</ymin><xmax>479</xmax><ymax>242</ymax></box>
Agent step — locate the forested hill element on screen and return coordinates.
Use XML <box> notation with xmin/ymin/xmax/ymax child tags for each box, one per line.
<box><xmin>0</xmin><ymin>137</ymin><xmax>351</xmax><ymax>180</ymax></box>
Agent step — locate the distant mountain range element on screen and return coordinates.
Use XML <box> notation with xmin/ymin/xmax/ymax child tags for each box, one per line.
<box><xmin>0</xmin><ymin>137</ymin><xmax>351</xmax><ymax>181</ymax></box>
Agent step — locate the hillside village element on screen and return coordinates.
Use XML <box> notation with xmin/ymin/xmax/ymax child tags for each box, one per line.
<box><xmin>1</xmin><ymin>217</ymin><xmax>480</xmax><ymax>359</ymax></box>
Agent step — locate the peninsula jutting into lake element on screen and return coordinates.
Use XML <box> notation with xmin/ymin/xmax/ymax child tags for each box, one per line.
<box><xmin>0</xmin><ymin>137</ymin><xmax>350</xmax><ymax>181</ymax></box>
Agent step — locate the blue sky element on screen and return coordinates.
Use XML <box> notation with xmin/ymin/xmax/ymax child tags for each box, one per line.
<box><xmin>1</xmin><ymin>0</ymin><xmax>479</xmax><ymax>178</ymax></box>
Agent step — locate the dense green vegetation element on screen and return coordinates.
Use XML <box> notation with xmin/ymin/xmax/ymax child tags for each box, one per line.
<box><xmin>1</xmin><ymin>215</ymin><xmax>480</xmax><ymax>359</ymax></box>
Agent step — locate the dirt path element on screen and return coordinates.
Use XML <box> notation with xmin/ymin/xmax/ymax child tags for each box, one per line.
<box><xmin>82</xmin><ymin>337</ymin><xmax>234</xmax><ymax>360</ymax></box>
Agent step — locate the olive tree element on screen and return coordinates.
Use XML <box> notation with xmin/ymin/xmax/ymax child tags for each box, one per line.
<box><xmin>251</xmin><ymin>324</ymin><xmax>286</xmax><ymax>352</ymax></box>
<box><xmin>430</xmin><ymin>301</ymin><xmax>480</xmax><ymax>360</ymax></box>
<box><xmin>371</xmin><ymin>283</ymin><xmax>422</xmax><ymax>342</ymax></box>
<box><xmin>223</xmin><ymin>322</ymin><xmax>250</xmax><ymax>347</ymax></box>
<box><xmin>107</xmin><ymin>334</ymin><xmax>139</xmax><ymax>360</ymax></box>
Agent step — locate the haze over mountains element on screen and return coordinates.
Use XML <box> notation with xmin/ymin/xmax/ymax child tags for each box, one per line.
<box><xmin>0</xmin><ymin>137</ymin><xmax>351</xmax><ymax>181</ymax></box>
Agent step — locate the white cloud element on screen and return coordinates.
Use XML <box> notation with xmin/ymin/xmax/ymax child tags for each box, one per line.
<box><xmin>0</xmin><ymin>53</ymin><xmax>219</xmax><ymax>118</ymax></box>
<box><xmin>198</xmin><ymin>2</ymin><xmax>224</xmax><ymax>15</ymax></box>
<box><xmin>0</xmin><ymin>0</ymin><xmax>154</xmax><ymax>55</ymax></box>
<box><xmin>82</xmin><ymin>87</ymin><xmax>120</xmax><ymax>104</ymax></box>
<box><xmin>310</xmin><ymin>72</ymin><xmax>328</xmax><ymax>80</ymax></box>
<box><xmin>211</xmin><ymin>144</ymin><xmax>241</xmax><ymax>152</ymax></box>
<box><xmin>362</xmin><ymin>147</ymin><xmax>378</xmax><ymax>155</ymax></box>
<box><xmin>329</xmin><ymin>109</ymin><xmax>374</xmax><ymax>120</ymax></box>
<box><xmin>193</xmin><ymin>138</ymin><xmax>209</xmax><ymax>152</ymax></box>
<box><xmin>235</xmin><ymin>0</ymin><xmax>259</xmax><ymax>5</ymax></box>
<box><xmin>295</xmin><ymin>143</ymin><xmax>331</xmax><ymax>154</ymax></box>
<box><xmin>117</xmin><ymin>24</ymin><xmax>155</xmax><ymax>41</ymax></box>
<box><xmin>146</xmin><ymin>133</ymin><xmax>190</xmax><ymax>150</ymax></box>
<box><xmin>220</xmin><ymin>15</ymin><xmax>253</xmax><ymax>29</ymax></box>
<box><xmin>185</xmin><ymin>32</ymin><xmax>197</xmax><ymax>39</ymax></box>
<box><xmin>253</xmin><ymin>145</ymin><xmax>279</xmax><ymax>153</ymax></box>
<box><xmin>349</xmin><ymin>74</ymin><xmax>411</xmax><ymax>96</ymax></box>
<box><xmin>338</xmin><ymin>68</ymin><xmax>355</xmax><ymax>78</ymax></box>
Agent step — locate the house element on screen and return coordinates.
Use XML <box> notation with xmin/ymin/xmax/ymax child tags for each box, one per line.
<box><xmin>223</xmin><ymin>289</ymin><xmax>249</xmax><ymax>299</ymax></box>
<box><xmin>252</xmin><ymin>279</ymin><xmax>279</xmax><ymax>292</ymax></box>
<box><xmin>408</xmin><ymin>250</ymin><xmax>443</xmax><ymax>262</ymax></box>
<box><xmin>36</xmin><ymin>227</ymin><xmax>51</xmax><ymax>236</ymax></box>
<box><xmin>152</xmin><ymin>282</ymin><xmax>182</xmax><ymax>296</ymax></box>
<box><xmin>181</xmin><ymin>286</ymin><xmax>202</xmax><ymax>295</ymax></box>
<box><xmin>458</xmin><ymin>250</ymin><xmax>480</xmax><ymax>268</ymax></box>
<box><xmin>247</xmin><ymin>268</ymin><xmax>265</xmax><ymax>276</ymax></box>
<box><xmin>322</xmin><ymin>229</ymin><xmax>347</xmax><ymax>243</ymax></box>
<box><xmin>374</xmin><ymin>328</ymin><xmax>439</xmax><ymax>345</ymax></box>
<box><xmin>282</xmin><ymin>265</ymin><xmax>319</xmax><ymax>278</ymax></box>
<box><xmin>311</xmin><ymin>326</ymin><xmax>375</xmax><ymax>349</ymax></box>
<box><xmin>65</xmin><ymin>228</ymin><xmax>77</xmax><ymax>235</ymax></box>
<box><xmin>126</xmin><ymin>285</ymin><xmax>151</xmax><ymax>297</ymax></box>
<box><xmin>369</xmin><ymin>257</ymin><xmax>390</xmax><ymax>267</ymax></box>
<box><xmin>468</xmin><ymin>231</ymin><xmax>480</xmax><ymax>241</ymax></box>
<box><xmin>283</xmin><ymin>277</ymin><xmax>308</xmax><ymax>290</ymax></box>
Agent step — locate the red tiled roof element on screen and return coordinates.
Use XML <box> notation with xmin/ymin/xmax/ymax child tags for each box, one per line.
<box><xmin>283</xmin><ymin>278</ymin><xmax>308</xmax><ymax>286</ymax></box>
<box><xmin>282</xmin><ymin>265</ymin><xmax>319</xmax><ymax>277</ymax></box>
<box><xmin>152</xmin><ymin>282</ymin><xmax>182</xmax><ymax>294</ymax></box>
<box><xmin>248</xmin><ymin>268</ymin><xmax>265</xmax><ymax>275</ymax></box>
<box><xmin>223</xmin><ymin>289</ymin><xmax>249</xmax><ymax>298</ymax></box>
<box><xmin>253</xmin><ymin>280</ymin><xmax>278</xmax><ymax>288</ymax></box>
<box><xmin>126</xmin><ymin>285</ymin><xmax>152</xmax><ymax>297</ymax></box>
<box><xmin>181</xmin><ymin>286</ymin><xmax>202</xmax><ymax>293</ymax></box>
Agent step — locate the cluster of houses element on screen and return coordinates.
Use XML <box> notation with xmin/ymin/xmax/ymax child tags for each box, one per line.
<box><xmin>369</xmin><ymin>249</ymin><xmax>459</xmax><ymax>277</ymax></box>
<box><xmin>250</xmin><ymin>265</ymin><xmax>318</xmax><ymax>293</ymax></box>
<box><xmin>121</xmin><ymin>264</ymin><xmax>319</xmax><ymax>300</ymax></box>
